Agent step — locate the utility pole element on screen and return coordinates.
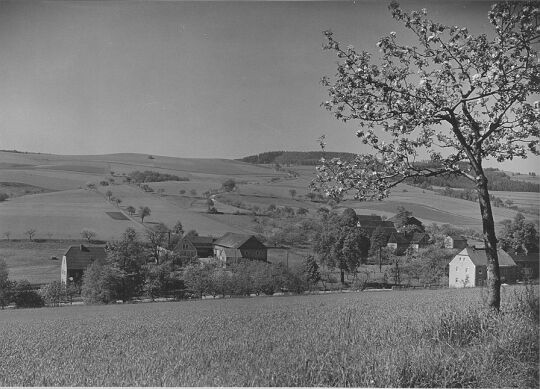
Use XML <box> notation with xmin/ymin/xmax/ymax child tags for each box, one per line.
<box><xmin>379</xmin><ymin>247</ymin><xmax>382</xmax><ymax>272</ymax></box>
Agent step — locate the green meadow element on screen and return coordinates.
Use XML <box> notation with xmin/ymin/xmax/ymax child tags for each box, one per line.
<box><xmin>0</xmin><ymin>286</ymin><xmax>537</xmax><ymax>387</ymax></box>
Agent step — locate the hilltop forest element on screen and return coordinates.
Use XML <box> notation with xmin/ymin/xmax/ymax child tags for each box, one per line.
<box><xmin>241</xmin><ymin>152</ymin><xmax>539</xmax><ymax>193</ymax></box>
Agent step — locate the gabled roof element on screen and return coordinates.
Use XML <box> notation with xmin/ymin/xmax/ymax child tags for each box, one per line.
<box><xmin>508</xmin><ymin>252</ymin><xmax>540</xmax><ymax>264</ymax></box>
<box><xmin>388</xmin><ymin>215</ymin><xmax>423</xmax><ymax>226</ymax></box>
<box><xmin>188</xmin><ymin>236</ymin><xmax>215</xmax><ymax>246</ymax></box>
<box><xmin>387</xmin><ymin>233</ymin><xmax>410</xmax><ymax>245</ymax></box>
<box><xmin>360</xmin><ymin>220</ymin><xmax>395</xmax><ymax>228</ymax></box>
<box><xmin>356</xmin><ymin>215</ymin><xmax>383</xmax><ymax>222</ymax></box>
<box><xmin>214</xmin><ymin>232</ymin><xmax>265</xmax><ymax>249</ymax></box>
<box><xmin>460</xmin><ymin>247</ymin><xmax>517</xmax><ymax>267</ymax></box>
<box><xmin>64</xmin><ymin>245</ymin><xmax>106</xmax><ymax>270</ymax></box>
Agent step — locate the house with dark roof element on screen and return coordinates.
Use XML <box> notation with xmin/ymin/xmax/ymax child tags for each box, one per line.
<box><xmin>508</xmin><ymin>252</ymin><xmax>540</xmax><ymax>279</ymax></box>
<box><xmin>444</xmin><ymin>235</ymin><xmax>468</xmax><ymax>250</ymax></box>
<box><xmin>174</xmin><ymin>235</ymin><xmax>215</xmax><ymax>262</ymax></box>
<box><xmin>386</xmin><ymin>233</ymin><xmax>411</xmax><ymax>255</ymax></box>
<box><xmin>388</xmin><ymin>214</ymin><xmax>424</xmax><ymax>230</ymax></box>
<box><xmin>356</xmin><ymin>215</ymin><xmax>397</xmax><ymax>237</ymax></box>
<box><xmin>213</xmin><ymin>232</ymin><xmax>267</xmax><ymax>265</ymax></box>
<box><xmin>448</xmin><ymin>247</ymin><xmax>518</xmax><ymax>287</ymax></box>
<box><xmin>61</xmin><ymin>245</ymin><xmax>106</xmax><ymax>283</ymax></box>
<box><xmin>409</xmin><ymin>232</ymin><xmax>430</xmax><ymax>252</ymax></box>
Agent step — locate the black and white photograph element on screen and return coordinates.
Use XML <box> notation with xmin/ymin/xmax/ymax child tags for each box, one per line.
<box><xmin>0</xmin><ymin>0</ymin><xmax>538</xmax><ymax>387</ymax></box>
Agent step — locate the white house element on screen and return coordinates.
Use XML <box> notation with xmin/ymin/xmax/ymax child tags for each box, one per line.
<box><xmin>449</xmin><ymin>247</ymin><xmax>518</xmax><ymax>288</ymax></box>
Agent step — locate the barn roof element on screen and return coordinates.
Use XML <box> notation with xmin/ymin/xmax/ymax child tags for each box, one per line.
<box><xmin>356</xmin><ymin>214</ymin><xmax>383</xmax><ymax>222</ymax></box>
<box><xmin>64</xmin><ymin>245</ymin><xmax>106</xmax><ymax>270</ymax></box>
<box><xmin>508</xmin><ymin>252</ymin><xmax>540</xmax><ymax>264</ymax></box>
<box><xmin>189</xmin><ymin>236</ymin><xmax>215</xmax><ymax>247</ymax></box>
<box><xmin>462</xmin><ymin>247</ymin><xmax>517</xmax><ymax>267</ymax></box>
<box><xmin>214</xmin><ymin>232</ymin><xmax>265</xmax><ymax>249</ymax></box>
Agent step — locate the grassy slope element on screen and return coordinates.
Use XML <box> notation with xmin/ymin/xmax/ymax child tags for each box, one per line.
<box><xmin>0</xmin><ymin>240</ymin><xmax>93</xmax><ymax>283</ymax></box>
<box><xmin>0</xmin><ymin>189</ymin><xmax>146</xmax><ymax>240</ymax></box>
<box><xmin>0</xmin><ymin>286</ymin><xmax>536</xmax><ymax>387</ymax></box>
<box><xmin>0</xmin><ymin>151</ymin><xmax>532</xmax><ymax>283</ymax></box>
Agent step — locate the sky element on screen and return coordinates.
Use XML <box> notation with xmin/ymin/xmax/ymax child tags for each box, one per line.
<box><xmin>0</xmin><ymin>0</ymin><xmax>538</xmax><ymax>173</ymax></box>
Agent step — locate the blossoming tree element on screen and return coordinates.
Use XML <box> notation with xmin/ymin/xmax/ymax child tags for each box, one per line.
<box><xmin>314</xmin><ymin>2</ymin><xmax>539</xmax><ymax>309</ymax></box>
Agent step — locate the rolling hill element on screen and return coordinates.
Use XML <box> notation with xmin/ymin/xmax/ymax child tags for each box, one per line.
<box><xmin>0</xmin><ymin>150</ymin><xmax>535</xmax><ymax>283</ymax></box>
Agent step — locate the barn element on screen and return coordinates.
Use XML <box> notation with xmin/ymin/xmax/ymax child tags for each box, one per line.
<box><xmin>409</xmin><ymin>232</ymin><xmax>430</xmax><ymax>252</ymax></box>
<box><xmin>444</xmin><ymin>235</ymin><xmax>468</xmax><ymax>249</ymax></box>
<box><xmin>387</xmin><ymin>233</ymin><xmax>410</xmax><ymax>255</ymax></box>
<box><xmin>60</xmin><ymin>244</ymin><xmax>106</xmax><ymax>284</ymax></box>
<box><xmin>213</xmin><ymin>233</ymin><xmax>267</xmax><ymax>265</ymax></box>
<box><xmin>174</xmin><ymin>235</ymin><xmax>215</xmax><ymax>262</ymax></box>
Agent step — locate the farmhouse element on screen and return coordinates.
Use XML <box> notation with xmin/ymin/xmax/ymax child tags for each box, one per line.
<box><xmin>409</xmin><ymin>232</ymin><xmax>430</xmax><ymax>252</ymax></box>
<box><xmin>388</xmin><ymin>214</ymin><xmax>425</xmax><ymax>231</ymax></box>
<box><xmin>174</xmin><ymin>235</ymin><xmax>215</xmax><ymax>262</ymax></box>
<box><xmin>386</xmin><ymin>233</ymin><xmax>410</xmax><ymax>255</ymax></box>
<box><xmin>508</xmin><ymin>252</ymin><xmax>540</xmax><ymax>279</ymax></box>
<box><xmin>213</xmin><ymin>232</ymin><xmax>267</xmax><ymax>265</ymax></box>
<box><xmin>448</xmin><ymin>247</ymin><xmax>518</xmax><ymax>288</ymax></box>
<box><xmin>356</xmin><ymin>215</ymin><xmax>397</xmax><ymax>237</ymax></box>
<box><xmin>61</xmin><ymin>244</ymin><xmax>106</xmax><ymax>283</ymax></box>
<box><xmin>444</xmin><ymin>235</ymin><xmax>468</xmax><ymax>249</ymax></box>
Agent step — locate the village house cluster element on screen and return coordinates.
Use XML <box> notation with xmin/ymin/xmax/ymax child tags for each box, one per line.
<box><xmin>60</xmin><ymin>232</ymin><xmax>268</xmax><ymax>284</ymax></box>
<box><xmin>60</xmin><ymin>212</ymin><xmax>539</xmax><ymax>289</ymax></box>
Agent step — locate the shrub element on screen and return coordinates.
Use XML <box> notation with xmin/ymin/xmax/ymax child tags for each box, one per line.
<box><xmin>39</xmin><ymin>281</ymin><xmax>66</xmax><ymax>307</ymax></box>
<box><xmin>81</xmin><ymin>260</ymin><xmax>121</xmax><ymax>304</ymax></box>
<box><xmin>222</xmin><ymin>178</ymin><xmax>237</xmax><ymax>192</ymax></box>
<box><xmin>12</xmin><ymin>280</ymin><xmax>44</xmax><ymax>308</ymax></box>
<box><xmin>0</xmin><ymin>192</ymin><xmax>9</xmax><ymax>202</ymax></box>
<box><xmin>128</xmin><ymin>170</ymin><xmax>188</xmax><ymax>183</ymax></box>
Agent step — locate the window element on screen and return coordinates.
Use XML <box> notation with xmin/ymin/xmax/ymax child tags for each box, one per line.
<box><xmin>456</xmin><ymin>266</ymin><xmax>458</xmax><ymax>271</ymax></box>
<box><xmin>455</xmin><ymin>278</ymin><xmax>458</xmax><ymax>283</ymax></box>
<box><xmin>465</xmin><ymin>267</ymin><xmax>468</xmax><ymax>273</ymax></box>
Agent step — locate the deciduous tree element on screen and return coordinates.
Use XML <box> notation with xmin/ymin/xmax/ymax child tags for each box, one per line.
<box><xmin>139</xmin><ymin>206</ymin><xmax>151</xmax><ymax>223</ymax></box>
<box><xmin>81</xmin><ymin>229</ymin><xmax>97</xmax><ymax>243</ymax></box>
<box><xmin>499</xmin><ymin>213</ymin><xmax>539</xmax><ymax>254</ymax></box>
<box><xmin>314</xmin><ymin>211</ymin><xmax>370</xmax><ymax>284</ymax></box>
<box><xmin>314</xmin><ymin>2</ymin><xmax>539</xmax><ymax>309</ymax></box>
<box><xmin>0</xmin><ymin>258</ymin><xmax>12</xmax><ymax>309</ymax></box>
<box><xmin>105</xmin><ymin>228</ymin><xmax>146</xmax><ymax>302</ymax></box>
<box><xmin>25</xmin><ymin>228</ymin><xmax>36</xmax><ymax>241</ymax></box>
<box><xmin>146</xmin><ymin>223</ymin><xmax>169</xmax><ymax>264</ymax></box>
<box><xmin>126</xmin><ymin>206</ymin><xmax>136</xmax><ymax>216</ymax></box>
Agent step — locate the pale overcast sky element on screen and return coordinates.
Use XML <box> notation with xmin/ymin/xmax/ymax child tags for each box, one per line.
<box><xmin>0</xmin><ymin>1</ymin><xmax>538</xmax><ymax>173</ymax></box>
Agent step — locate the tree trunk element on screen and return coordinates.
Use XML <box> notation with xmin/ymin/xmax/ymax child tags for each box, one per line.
<box><xmin>476</xmin><ymin>175</ymin><xmax>501</xmax><ymax>310</ymax></box>
<box><xmin>340</xmin><ymin>269</ymin><xmax>345</xmax><ymax>284</ymax></box>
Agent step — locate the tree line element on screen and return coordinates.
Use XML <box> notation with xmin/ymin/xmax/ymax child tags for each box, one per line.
<box><xmin>128</xmin><ymin>170</ymin><xmax>189</xmax><ymax>183</ymax></box>
<box><xmin>409</xmin><ymin>168</ymin><xmax>539</xmax><ymax>193</ymax></box>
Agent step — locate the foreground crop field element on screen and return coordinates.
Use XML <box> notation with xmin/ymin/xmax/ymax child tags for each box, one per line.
<box><xmin>0</xmin><ymin>286</ymin><xmax>537</xmax><ymax>387</ymax></box>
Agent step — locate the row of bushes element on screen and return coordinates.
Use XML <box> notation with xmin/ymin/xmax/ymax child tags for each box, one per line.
<box><xmin>128</xmin><ymin>170</ymin><xmax>189</xmax><ymax>183</ymax></box>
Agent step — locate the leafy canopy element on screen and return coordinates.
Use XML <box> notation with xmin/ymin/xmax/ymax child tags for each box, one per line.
<box><xmin>314</xmin><ymin>2</ymin><xmax>539</xmax><ymax>200</ymax></box>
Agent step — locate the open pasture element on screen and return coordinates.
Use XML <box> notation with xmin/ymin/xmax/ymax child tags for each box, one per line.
<box><xmin>97</xmin><ymin>153</ymin><xmax>286</xmax><ymax>178</ymax></box>
<box><xmin>0</xmin><ymin>286</ymin><xmax>536</xmax><ymax>387</ymax></box>
<box><xmin>0</xmin><ymin>240</ymin><xmax>87</xmax><ymax>283</ymax></box>
<box><xmin>0</xmin><ymin>189</ymin><xmax>145</xmax><ymax>240</ymax></box>
<box><xmin>0</xmin><ymin>169</ymin><xmax>93</xmax><ymax>191</ymax></box>
<box><xmin>101</xmin><ymin>184</ymin><xmax>249</xmax><ymax>235</ymax></box>
<box><xmin>490</xmin><ymin>191</ymin><xmax>540</xmax><ymax>210</ymax></box>
<box><xmin>34</xmin><ymin>163</ymin><xmax>106</xmax><ymax>175</ymax></box>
